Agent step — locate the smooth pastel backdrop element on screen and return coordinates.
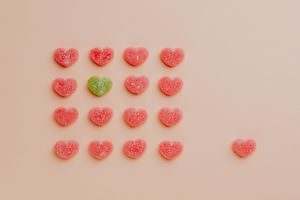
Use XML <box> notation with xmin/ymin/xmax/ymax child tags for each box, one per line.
<box><xmin>1</xmin><ymin>0</ymin><xmax>300</xmax><ymax>199</ymax></box>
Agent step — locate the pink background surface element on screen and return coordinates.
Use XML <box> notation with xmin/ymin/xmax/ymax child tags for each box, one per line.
<box><xmin>1</xmin><ymin>0</ymin><xmax>300</xmax><ymax>199</ymax></box>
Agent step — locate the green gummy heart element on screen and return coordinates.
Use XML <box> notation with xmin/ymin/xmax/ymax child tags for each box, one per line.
<box><xmin>87</xmin><ymin>76</ymin><xmax>112</xmax><ymax>97</ymax></box>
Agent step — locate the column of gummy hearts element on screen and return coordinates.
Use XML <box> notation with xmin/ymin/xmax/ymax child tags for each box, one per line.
<box><xmin>52</xmin><ymin>48</ymin><xmax>80</xmax><ymax>160</ymax></box>
<box><xmin>121</xmin><ymin>47</ymin><xmax>149</xmax><ymax>160</ymax></box>
<box><xmin>158</xmin><ymin>48</ymin><xmax>185</xmax><ymax>161</ymax></box>
<box><xmin>86</xmin><ymin>49</ymin><xmax>114</xmax><ymax>161</ymax></box>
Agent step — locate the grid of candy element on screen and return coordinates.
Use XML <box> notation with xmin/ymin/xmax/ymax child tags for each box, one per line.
<box><xmin>51</xmin><ymin>47</ymin><xmax>255</xmax><ymax>161</ymax></box>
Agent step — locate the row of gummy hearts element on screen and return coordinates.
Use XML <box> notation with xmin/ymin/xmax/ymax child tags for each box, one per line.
<box><xmin>54</xmin><ymin>107</ymin><xmax>182</xmax><ymax>128</ymax></box>
<box><xmin>53</xmin><ymin>76</ymin><xmax>183</xmax><ymax>97</ymax></box>
<box><xmin>53</xmin><ymin>47</ymin><xmax>185</xmax><ymax>68</ymax></box>
<box><xmin>54</xmin><ymin>139</ymin><xmax>183</xmax><ymax>161</ymax></box>
<box><xmin>54</xmin><ymin>139</ymin><xmax>256</xmax><ymax>161</ymax></box>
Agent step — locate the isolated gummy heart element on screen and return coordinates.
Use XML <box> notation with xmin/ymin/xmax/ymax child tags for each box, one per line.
<box><xmin>159</xmin><ymin>141</ymin><xmax>183</xmax><ymax>160</ymax></box>
<box><xmin>160</xmin><ymin>48</ymin><xmax>184</xmax><ymax>68</ymax></box>
<box><xmin>232</xmin><ymin>139</ymin><xmax>256</xmax><ymax>158</ymax></box>
<box><xmin>123</xmin><ymin>108</ymin><xmax>147</xmax><ymax>128</ymax></box>
<box><xmin>52</xmin><ymin>78</ymin><xmax>77</xmax><ymax>97</ymax></box>
<box><xmin>159</xmin><ymin>77</ymin><xmax>183</xmax><ymax>96</ymax></box>
<box><xmin>87</xmin><ymin>76</ymin><xmax>112</xmax><ymax>97</ymax></box>
<box><xmin>88</xmin><ymin>107</ymin><xmax>113</xmax><ymax>127</ymax></box>
<box><xmin>123</xmin><ymin>139</ymin><xmax>146</xmax><ymax>159</ymax></box>
<box><xmin>123</xmin><ymin>47</ymin><xmax>149</xmax><ymax>67</ymax></box>
<box><xmin>53</xmin><ymin>48</ymin><xmax>79</xmax><ymax>67</ymax></box>
<box><xmin>54</xmin><ymin>140</ymin><xmax>79</xmax><ymax>160</ymax></box>
<box><xmin>124</xmin><ymin>75</ymin><xmax>149</xmax><ymax>95</ymax></box>
<box><xmin>89</xmin><ymin>48</ymin><xmax>114</xmax><ymax>66</ymax></box>
<box><xmin>53</xmin><ymin>107</ymin><xmax>78</xmax><ymax>127</ymax></box>
<box><xmin>159</xmin><ymin>108</ymin><xmax>182</xmax><ymax>127</ymax></box>
<box><xmin>88</xmin><ymin>140</ymin><xmax>113</xmax><ymax>160</ymax></box>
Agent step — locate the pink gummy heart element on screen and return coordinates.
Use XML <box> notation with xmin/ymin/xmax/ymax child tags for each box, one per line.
<box><xmin>123</xmin><ymin>47</ymin><xmax>149</xmax><ymax>67</ymax></box>
<box><xmin>89</xmin><ymin>48</ymin><xmax>114</xmax><ymax>67</ymax></box>
<box><xmin>159</xmin><ymin>77</ymin><xmax>183</xmax><ymax>96</ymax></box>
<box><xmin>124</xmin><ymin>75</ymin><xmax>149</xmax><ymax>95</ymax></box>
<box><xmin>54</xmin><ymin>140</ymin><xmax>79</xmax><ymax>160</ymax></box>
<box><xmin>123</xmin><ymin>139</ymin><xmax>146</xmax><ymax>159</ymax></box>
<box><xmin>53</xmin><ymin>107</ymin><xmax>78</xmax><ymax>127</ymax></box>
<box><xmin>123</xmin><ymin>108</ymin><xmax>147</xmax><ymax>128</ymax></box>
<box><xmin>88</xmin><ymin>107</ymin><xmax>113</xmax><ymax>127</ymax></box>
<box><xmin>52</xmin><ymin>78</ymin><xmax>77</xmax><ymax>97</ymax></box>
<box><xmin>160</xmin><ymin>48</ymin><xmax>184</xmax><ymax>68</ymax></box>
<box><xmin>53</xmin><ymin>48</ymin><xmax>79</xmax><ymax>68</ymax></box>
<box><xmin>88</xmin><ymin>140</ymin><xmax>113</xmax><ymax>160</ymax></box>
<box><xmin>159</xmin><ymin>141</ymin><xmax>183</xmax><ymax>160</ymax></box>
<box><xmin>232</xmin><ymin>139</ymin><xmax>256</xmax><ymax>158</ymax></box>
<box><xmin>159</xmin><ymin>108</ymin><xmax>182</xmax><ymax>127</ymax></box>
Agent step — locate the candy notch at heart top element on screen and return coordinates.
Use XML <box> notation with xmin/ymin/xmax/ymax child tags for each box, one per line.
<box><xmin>124</xmin><ymin>75</ymin><xmax>149</xmax><ymax>95</ymax></box>
<box><xmin>123</xmin><ymin>139</ymin><xmax>146</xmax><ymax>159</ymax></box>
<box><xmin>123</xmin><ymin>47</ymin><xmax>149</xmax><ymax>67</ymax></box>
<box><xmin>54</xmin><ymin>140</ymin><xmax>79</xmax><ymax>160</ymax></box>
<box><xmin>53</xmin><ymin>107</ymin><xmax>78</xmax><ymax>127</ymax></box>
<box><xmin>87</xmin><ymin>76</ymin><xmax>112</xmax><ymax>97</ymax></box>
<box><xmin>52</xmin><ymin>78</ymin><xmax>77</xmax><ymax>97</ymax></box>
<box><xmin>159</xmin><ymin>77</ymin><xmax>183</xmax><ymax>96</ymax></box>
<box><xmin>160</xmin><ymin>48</ymin><xmax>184</xmax><ymax>68</ymax></box>
<box><xmin>53</xmin><ymin>48</ymin><xmax>79</xmax><ymax>68</ymax></box>
<box><xmin>89</xmin><ymin>48</ymin><xmax>114</xmax><ymax>67</ymax></box>
<box><xmin>88</xmin><ymin>140</ymin><xmax>113</xmax><ymax>160</ymax></box>
<box><xmin>159</xmin><ymin>141</ymin><xmax>183</xmax><ymax>160</ymax></box>
<box><xmin>232</xmin><ymin>139</ymin><xmax>256</xmax><ymax>158</ymax></box>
